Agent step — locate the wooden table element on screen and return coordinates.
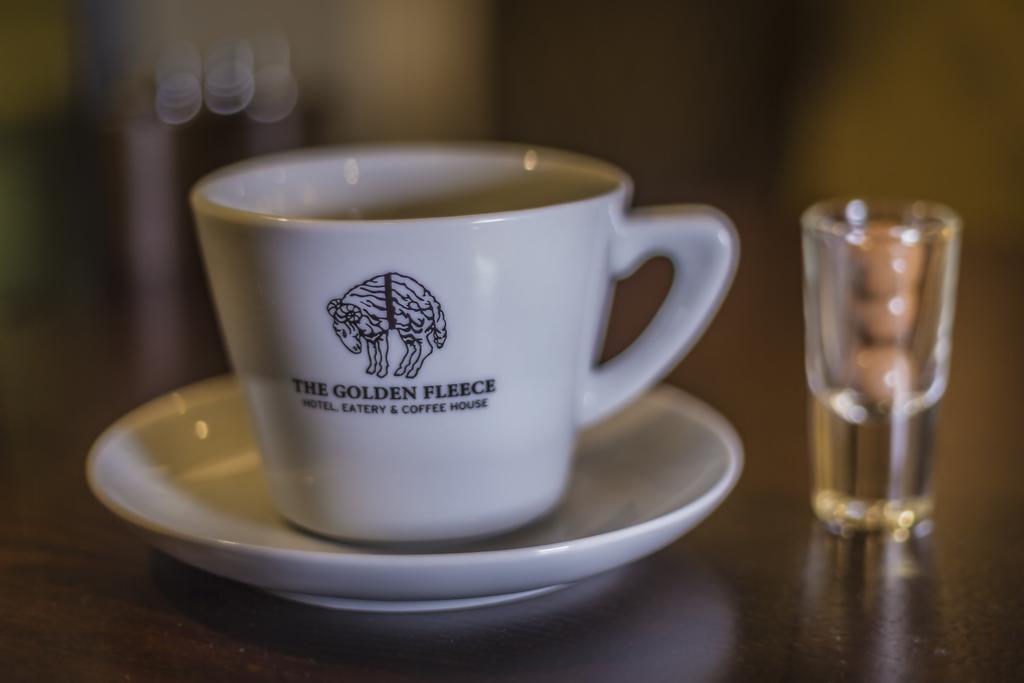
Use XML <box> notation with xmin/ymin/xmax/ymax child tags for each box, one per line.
<box><xmin>2</xmin><ymin>206</ymin><xmax>1022</xmax><ymax>682</ymax></box>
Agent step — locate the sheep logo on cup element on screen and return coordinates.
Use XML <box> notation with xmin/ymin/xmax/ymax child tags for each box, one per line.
<box><xmin>327</xmin><ymin>273</ymin><xmax>448</xmax><ymax>379</ymax></box>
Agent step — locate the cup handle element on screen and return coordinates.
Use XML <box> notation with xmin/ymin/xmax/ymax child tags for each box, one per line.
<box><xmin>578</xmin><ymin>205</ymin><xmax>739</xmax><ymax>426</ymax></box>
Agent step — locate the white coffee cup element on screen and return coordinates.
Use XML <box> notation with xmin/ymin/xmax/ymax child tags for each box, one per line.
<box><xmin>191</xmin><ymin>143</ymin><xmax>738</xmax><ymax>543</ymax></box>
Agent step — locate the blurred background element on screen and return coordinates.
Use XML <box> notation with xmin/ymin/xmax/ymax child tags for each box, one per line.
<box><xmin>2</xmin><ymin>0</ymin><xmax>1022</xmax><ymax>329</ymax></box>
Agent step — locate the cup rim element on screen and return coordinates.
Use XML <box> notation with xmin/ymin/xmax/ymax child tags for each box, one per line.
<box><xmin>801</xmin><ymin>197</ymin><xmax>962</xmax><ymax>240</ymax></box>
<box><xmin>190</xmin><ymin>141</ymin><xmax>632</xmax><ymax>227</ymax></box>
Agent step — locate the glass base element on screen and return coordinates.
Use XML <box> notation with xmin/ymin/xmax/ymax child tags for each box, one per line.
<box><xmin>812</xmin><ymin>490</ymin><xmax>933</xmax><ymax>538</ymax></box>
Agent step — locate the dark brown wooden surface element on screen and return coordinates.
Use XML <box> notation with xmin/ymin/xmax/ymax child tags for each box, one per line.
<box><xmin>1</xmin><ymin>206</ymin><xmax>1023</xmax><ymax>682</ymax></box>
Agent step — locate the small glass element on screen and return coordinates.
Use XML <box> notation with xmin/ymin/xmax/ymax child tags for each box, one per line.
<box><xmin>802</xmin><ymin>199</ymin><xmax>961</xmax><ymax>535</ymax></box>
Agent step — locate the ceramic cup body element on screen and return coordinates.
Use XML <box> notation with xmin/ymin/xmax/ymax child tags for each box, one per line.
<box><xmin>192</xmin><ymin>144</ymin><xmax>738</xmax><ymax>542</ymax></box>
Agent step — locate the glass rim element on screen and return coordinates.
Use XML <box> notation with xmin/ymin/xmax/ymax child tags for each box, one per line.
<box><xmin>801</xmin><ymin>197</ymin><xmax>962</xmax><ymax>240</ymax></box>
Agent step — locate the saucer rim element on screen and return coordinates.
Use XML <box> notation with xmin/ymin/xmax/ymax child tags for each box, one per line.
<box><xmin>87</xmin><ymin>375</ymin><xmax>743</xmax><ymax>566</ymax></box>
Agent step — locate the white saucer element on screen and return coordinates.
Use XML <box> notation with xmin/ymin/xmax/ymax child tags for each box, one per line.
<box><xmin>87</xmin><ymin>376</ymin><xmax>742</xmax><ymax>613</ymax></box>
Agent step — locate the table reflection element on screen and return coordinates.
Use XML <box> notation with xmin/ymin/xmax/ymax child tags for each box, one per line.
<box><xmin>795</xmin><ymin>524</ymin><xmax>941</xmax><ymax>681</ymax></box>
<box><xmin>151</xmin><ymin>548</ymin><xmax>737</xmax><ymax>681</ymax></box>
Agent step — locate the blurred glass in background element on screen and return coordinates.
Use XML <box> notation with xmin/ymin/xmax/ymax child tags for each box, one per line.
<box><xmin>0</xmin><ymin>0</ymin><xmax>1021</xmax><ymax>322</ymax></box>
